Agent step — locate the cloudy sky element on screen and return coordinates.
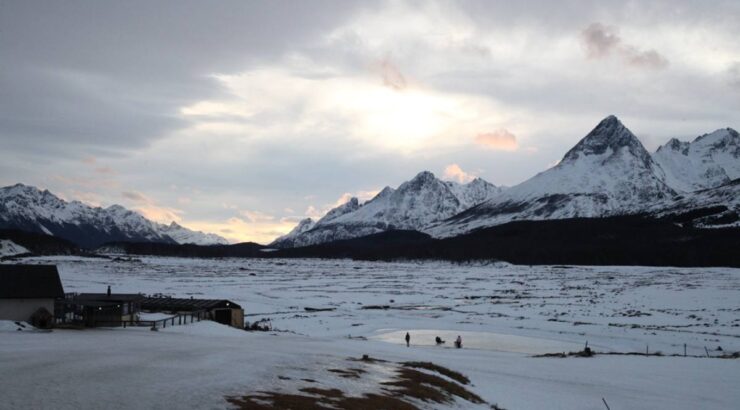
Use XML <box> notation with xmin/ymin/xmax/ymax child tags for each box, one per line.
<box><xmin>1</xmin><ymin>0</ymin><xmax>739</xmax><ymax>243</ymax></box>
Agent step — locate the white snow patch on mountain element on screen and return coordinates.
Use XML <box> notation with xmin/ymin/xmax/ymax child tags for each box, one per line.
<box><xmin>427</xmin><ymin>116</ymin><xmax>678</xmax><ymax>237</ymax></box>
<box><xmin>654</xmin><ymin>128</ymin><xmax>740</xmax><ymax>192</ymax></box>
<box><xmin>0</xmin><ymin>240</ymin><xmax>30</xmax><ymax>257</ymax></box>
<box><xmin>0</xmin><ymin>184</ymin><xmax>228</xmax><ymax>246</ymax></box>
<box><xmin>272</xmin><ymin>172</ymin><xmax>504</xmax><ymax>247</ymax></box>
<box><xmin>156</xmin><ymin>222</ymin><xmax>230</xmax><ymax>245</ymax></box>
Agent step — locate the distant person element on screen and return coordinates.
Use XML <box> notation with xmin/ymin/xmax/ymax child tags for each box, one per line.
<box><xmin>454</xmin><ymin>335</ymin><xmax>462</xmax><ymax>349</ymax></box>
<box><xmin>405</xmin><ymin>332</ymin><xmax>410</xmax><ymax>347</ymax></box>
<box><xmin>435</xmin><ymin>336</ymin><xmax>445</xmax><ymax>345</ymax></box>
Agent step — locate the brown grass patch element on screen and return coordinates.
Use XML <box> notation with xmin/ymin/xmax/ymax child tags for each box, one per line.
<box><xmin>227</xmin><ymin>391</ymin><xmax>332</xmax><ymax>410</ymax></box>
<box><xmin>338</xmin><ymin>393</ymin><xmax>419</xmax><ymax>410</ymax></box>
<box><xmin>402</xmin><ymin>361</ymin><xmax>471</xmax><ymax>385</ymax></box>
<box><xmin>227</xmin><ymin>357</ymin><xmax>488</xmax><ymax>409</ymax></box>
<box><xmin>382</xmin><ymin>368</ymin><xmax>484</xmax><ymax>404</ymax></box>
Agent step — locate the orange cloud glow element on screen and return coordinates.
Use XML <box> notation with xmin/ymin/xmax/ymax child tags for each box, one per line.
<box><xmin>185</xmin><ymin>217</ymin><xmax>297</xmax><ymax>245</ymax></box>
<box><xmin>443</xmin><ymin>164</ymin><xmax>475</xmax><ymax>183</ymax></box>
<box><xmin>135</xmin><ymin>205</ymin><xmax>184</xmax><ymax>224</ymax></box>
<box><xmin>474</xmin><ymin>129</ymin><xmax>518</xmax><ymax>151</ymax></box>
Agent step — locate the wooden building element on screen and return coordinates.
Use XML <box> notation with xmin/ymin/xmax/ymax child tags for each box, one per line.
<box><xmin>63</xmin><ymin>292</ymin><xmax>143</xmax><ymax>327</ymax></box>
<box><xmin>141</xmin><ymin>297</ymin><xmax>244</xmax><ymax>328</ymax></box>
<box><xmin>0</xmin><ymin>265</ymin><xmax>64</xmax><ymax>327</ymax></box>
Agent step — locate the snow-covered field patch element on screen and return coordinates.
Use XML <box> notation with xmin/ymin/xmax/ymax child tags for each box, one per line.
<box><xmin>1</xmin><ymin>256</ymin><xmax>739</xmax><ymax>409</ymax></box>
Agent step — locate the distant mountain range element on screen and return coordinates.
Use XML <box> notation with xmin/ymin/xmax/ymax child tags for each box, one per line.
<box><xmin>1</xmin><ymin>115</ymin><xmax>737</xmax><ymax>254</ymax></box>
<box><xmin>271</xmin><ymin>173</ymin><xmax>504</xmax><ymax>248</ymax></box>
<box><xmin>0</xmin><ymin>184</ymin><xmax>228</xmax><ymax>248</ymax></box>
<box><xmin>276</xmin><ymin>115</ymin><xmax>739</xmax><ymax>247</ymax></box>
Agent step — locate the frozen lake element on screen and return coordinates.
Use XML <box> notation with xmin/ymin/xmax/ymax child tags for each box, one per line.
<box><xmin>2</xmin><ymin>256</ymin><xmax>739</xmax><ymax>409</ymax></box>
<box><xmin>372</xmin><ymin>329</ymin><xmax>587</xmax><ymax>354</ymax></box>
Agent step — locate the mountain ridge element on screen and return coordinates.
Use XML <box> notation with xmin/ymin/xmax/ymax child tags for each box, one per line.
<box><xmin>270</xmin><ymin>171</ymin><xmax>504</xmax><ymax>248</ymax></box>
<box><xmin>279</xmin><ymin>115</ymin><xmax>738</xmax><ymax>245</ymax></box>
<box><xmin>0</xmin><ymin>184</ymin><xmax>228</xmax><ymax>248</ymax></box>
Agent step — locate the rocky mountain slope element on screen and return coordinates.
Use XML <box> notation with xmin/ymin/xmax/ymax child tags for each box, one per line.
<box><xmin>278</xmin><ymin>115</ymin><xmax>738</xmax><ymax>246</ymax></box>
<box><xmin>271</xmin><ymin>172</ymin><xmax>503</xmax><ymax>248</ymax></box>
<box><xmin>0</xmin><ymin>184</ymin><xmax>228</xmax><ymax>248</ymax></box>
<box><xmin>427</xmin><ymin>116</ymin><xmax>678</xmax><ymax>237</ymax></box>
<box><xmin>653</xmin><ymin>128</ymin><xmax>740</xmax><ymax>192</ymax></box>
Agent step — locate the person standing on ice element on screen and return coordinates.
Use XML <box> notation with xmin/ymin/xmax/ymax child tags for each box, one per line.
<box><xmin>405</xmin><ymin>332</ymin><xmax>410</xmax><ymax>347</ymax></box>
<box><xmin>455</xmin><ymin>335</ymin><xmax>462</xmax><ymax>349</ymax></box>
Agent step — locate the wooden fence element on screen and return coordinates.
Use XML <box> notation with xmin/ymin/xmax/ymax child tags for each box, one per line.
<box><xmin>93</xmin><ymin>310</ymin><xmax>209</xmax><ymax>329</ymax></box>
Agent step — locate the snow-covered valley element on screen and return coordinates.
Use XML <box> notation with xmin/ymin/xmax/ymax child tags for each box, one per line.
<box><xmin>2</xmin><ymin>256</ymin><xmax>738</xmax><ymax>409</ymax></box>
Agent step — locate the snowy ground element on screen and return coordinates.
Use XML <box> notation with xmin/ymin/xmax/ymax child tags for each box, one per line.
<box><xmin>1</xmin><ymin>256</ymin><xmax>739</xmax><ymax>409</ymax></box>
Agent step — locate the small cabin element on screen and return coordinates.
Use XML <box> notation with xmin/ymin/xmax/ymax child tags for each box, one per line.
<box><xmin>141</xmin><ymin>297</ymin><xmax>244</xmax><ymax>328</ymax></box>
<box><xmin>63</xmin><ymin>292</ymin><xmax>144</xmax><ymax>327</ymax></box>
<box><xmin>0</xmin><ymin>264</ymin><xmax>64</xmax><ymax>328</ymax></box>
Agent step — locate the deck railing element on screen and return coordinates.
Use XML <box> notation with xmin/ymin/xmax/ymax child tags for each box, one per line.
<box><xmin>93</xmin><ymin>310</ymin><xmax>209</xmax><ymax>329</ymax></box>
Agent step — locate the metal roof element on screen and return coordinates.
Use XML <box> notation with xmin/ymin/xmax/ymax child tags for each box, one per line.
<box><xmin>73</xmin><ymin>293</ymin><xmax>144</xmax><ymax>302</ymax></box>
<box><xmin>0</xmin><ymin>265</ymin><xmax>64</xmax><ymax>299</ymax></box>
<box><xmin>140</xmin><ymin>297</ymin><xmax>241</xmax><ymax>311</ymax></box>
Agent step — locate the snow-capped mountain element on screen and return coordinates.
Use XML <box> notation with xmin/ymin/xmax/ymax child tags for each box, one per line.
<box><xmin>653</xmin><ymin>128</ymin><xmax>740</xmax><ymax>192</ymax></box>
<box><xmin>269</xmin><ymin>218</ymin><xmax>316</xmax><ymax>248</ymax></box>
<box><xmin>0</xmin><ymin>184</ymin><xmax>228</xmax><ymax>248</ymax></box>
<box><xmin>428</xmin><ymin>115</ymin><xmax>679</xmax><ymax>237</ymax></box>
<box><xmin>445</xmin><ymin>177</ymin><xmax>505</xmax><ymax>209</ymax></box>
<box><xmin>648</xmin><ymin>178</ymin><xmax>740</xmax><ymax>228</ymax></box>
<box><xmin>428</xmin><ymin>116</ymin><xmax>740</xmax><ymax>237</ymax></box>
<box><xmin>157</xmin><ymin>221</ymin><xmax>230</xmax><ymax>246</ymax></box>
<box><xmin>271</xmin><ymin>171</ymin><xmax>504</xmax><ymax>248</ymax></box>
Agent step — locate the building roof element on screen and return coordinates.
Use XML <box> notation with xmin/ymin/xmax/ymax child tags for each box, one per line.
<box><xmin>73</xmin><ymin>293</ymin><xmax>144</xmax><ymax>302</ymax></box>
<box><xmin>0</xmin><ymin>264</ymin><xmax>65</xmax><ymax>299</ymax></box>
<box><xmin>141</xmin><ymin>297</ymin><xmax>241</xmax><ymax>311</ymax></box>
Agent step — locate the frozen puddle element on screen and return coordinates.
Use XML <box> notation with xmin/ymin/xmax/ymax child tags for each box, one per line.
<box><xmin>372</xmin><ymin>329</ymin><xmax>586</xmax><ymax>355</ymax></box>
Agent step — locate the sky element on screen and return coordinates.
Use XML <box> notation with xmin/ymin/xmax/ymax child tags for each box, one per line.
<box><xmin>1</xmin><ymin>0</ymin><xmax>739</xmax><ymax>244</ymax></box>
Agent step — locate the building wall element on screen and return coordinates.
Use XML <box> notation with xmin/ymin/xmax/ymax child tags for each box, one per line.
<box><xmin>0</xmin><ymin>298</ymin><xmax>55</xmax><ymax>322</ymax></box>
<box><xmin>231</xmin><ymin>308</ymin><xmax>244</xmax><ymax>329</ymax></box>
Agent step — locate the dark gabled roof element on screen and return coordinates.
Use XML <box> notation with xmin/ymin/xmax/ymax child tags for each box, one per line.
<box><xmin>69</xmin><ymin>300</ymin><xmax>121</xmax><ymax>308</ymax></box>
<box><xmin>0</xmin><ymin>264</ymin><xmax>64</xmax><ymax>299</ymax></box>
<box><xmin>140</xmin><ymin>297</ymin><xmax>241</xmax><ymax>311</ymax></box>
<box><xmin>73</xmin><ymin>293</ymin><xmax>144</xmax><ymax>303</ymax></box>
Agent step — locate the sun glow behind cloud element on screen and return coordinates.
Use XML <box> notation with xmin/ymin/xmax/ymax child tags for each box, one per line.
<box><xmin>179</xmin><ymin>63</ymin><xmax>508</xmax><ymax>154</ymax></box>
<box><xmin>6</xmin><ymin>1</ymin><xmax>737</xmax><ymax>245</ymax></box>
<box><xmin>184</xmin><ymin>218</ymin><xmax>296</xmax><ymax>245</ymax></box>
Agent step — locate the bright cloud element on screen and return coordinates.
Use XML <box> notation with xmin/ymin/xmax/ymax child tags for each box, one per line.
<box><xmin>178</xmin><ymin>64</ymin><xmax>508</xmax><ymax>155</ymax></box>
<box><xmin>305</xmin><ymin>189</ymin><xmax>381</xmax><ymax>221</ymax></box>
<box><xmin>185</xmin><ymin>217</ymin><xmax>296</xmax><ymax>245</ymax></box>
<box><xmin>474</xmin><ymin>129</ymin><xmax>518</xmax><ymax>151</ymax></box>
<box><xmin>443</xmin><ymin>164</ymin><xmax>475</xmax><ymax>183</ymax></box>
